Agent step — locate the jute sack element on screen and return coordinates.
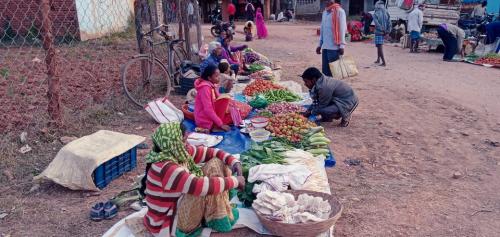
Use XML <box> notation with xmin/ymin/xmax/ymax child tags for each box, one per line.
<box><xmin>329</xmin><ymin>56</ymin><xmax>359</xmax><ymax>79</ymax></box>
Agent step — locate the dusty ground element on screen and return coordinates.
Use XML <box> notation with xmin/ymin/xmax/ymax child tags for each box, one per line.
<box><xmin>1</xmin><ymin>22</ymin><xmax>500</xmax><ymax>237</ymax></box>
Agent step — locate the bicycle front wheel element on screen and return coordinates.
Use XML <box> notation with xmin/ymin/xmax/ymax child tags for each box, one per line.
<box><xmin>121</xmin><ymin>56</ymin><xmax>172</xmax><ymax>107</ymax></box>
<box><xmin>169</xmin><ymin>46</ymin><xmax>189</xmax><ymax>85</ymax></box>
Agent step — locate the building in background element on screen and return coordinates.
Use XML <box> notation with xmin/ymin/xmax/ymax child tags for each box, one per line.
<box><xmin>0</xmin><ymin>0</ymin><xmax>135</xmax><ymax>42</ymax></box>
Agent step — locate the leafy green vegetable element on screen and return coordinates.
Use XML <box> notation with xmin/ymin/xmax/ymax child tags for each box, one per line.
<box><xmin>248</xmin><ymin>64</ymin><xmax>265</xmax><ymax>73</ymax></box>
<box><xmin>249</xmin><ymin>94</ymin><xmax>268</xmax><ymax>109</ymax></box>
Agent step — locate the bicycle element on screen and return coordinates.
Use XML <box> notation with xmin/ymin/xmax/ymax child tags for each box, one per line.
<box><xmin>121</xmin><ymin>24</ymin><xmax>188</xmax><ymax>107</ymax></box>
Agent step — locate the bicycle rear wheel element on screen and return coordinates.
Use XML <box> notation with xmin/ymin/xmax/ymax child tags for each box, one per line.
<box><xmin>121</xmin><ymin>56</ymin><xmax>171</xmax><ymax>107</ymax></box>
<box><xmin>169</xmin><ymin>45</ymin><xmax>189</xmax><ymax>86</ymax></box>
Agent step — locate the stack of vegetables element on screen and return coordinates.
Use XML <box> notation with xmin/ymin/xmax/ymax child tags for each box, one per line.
<box><xmin>262</xmin><ymin>90</ymin><xmax>301</xmax><ymax>103</ymax></box>
<box><xmin>243</xmin><ymin>79</ymin><xmax>284</xmax><ymax>96</ymax></box>
<box><xmin>266</xmin><ymin>113</ymin><xmax>315</xmax><ymax>142</ymax></box>
<box><xmin>266</xmin><ymin>102</ymin><xmax>306</xmax><ymax>115</ymax></box>
<box><xmin>475</xmin><ymin>53</ymin><xmax>500</xmax><ymax>67</ymax></box>
<box><xmin>299</xmin><ymin>127</ymin><xmax>332</xmax><ymax>157</ymax></box>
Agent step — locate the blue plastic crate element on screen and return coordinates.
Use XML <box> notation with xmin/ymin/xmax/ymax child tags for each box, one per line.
<box><xmin>93</xmin><ymin>147</ymin><xmax>137</xmax><ymax>189</ymax></box>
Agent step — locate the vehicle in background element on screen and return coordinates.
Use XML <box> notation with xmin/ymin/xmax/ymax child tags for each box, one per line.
<box><xmin>385</xmin><ymin>0</ymin><xmax>461</xmax><ymax>26</ymax></box>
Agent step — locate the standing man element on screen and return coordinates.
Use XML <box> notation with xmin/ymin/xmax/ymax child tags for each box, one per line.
<box><xmin>301</xmin><ymin>67</ymin><xmax>359</xmax><ymax>127</ymax></box>
<box><xmin>228</xmin><ymin>1</ymin><xmax>236</xmax><ymax>24</ymax></box>
<box><xmin>245</xmin><ymin>0</ymin><xmax>255</xmax><ymax>22</ymax></box>
<box><xmin>317</xmin><ymin>0</ymin><xmax>347</xmax><ymax>77</ymax></box>
<box><xmin>471</xmin><ymin>1</ymin><xmax>487</xmax><ymax>19</ymax></box>
<box><xmin>408</xmin><ymin>4</ymin><xmax>424</xmax><ymax>53</ymax></box>
<box><xmin>373</xmin><ymin>0</ymin><xmax>391</xmax><ymax>66</ymax></box>
<box><xmin>187</xmin><ymin>0</ymin><xmax>195</xmax><ymax>27</ymax></box>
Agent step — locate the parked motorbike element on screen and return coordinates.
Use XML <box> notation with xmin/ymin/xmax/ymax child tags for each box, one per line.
<box><xmin>459</xmin><ymin>13</ymin><xmax>494</xmax><ymax>38</ymax></box>
<box><xmin>208</xmin><ymin>7</ymin><xmax>222</xmax><ymax>25</ymax></box>
<box><xmin>210</xmin><ymin>20</ymin><xmax>235</xmax><ymax>38</ymax></box>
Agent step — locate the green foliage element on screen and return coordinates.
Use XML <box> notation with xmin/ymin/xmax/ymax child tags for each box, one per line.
<box><xmin>0</xmin><ymin>68</ymin><xmax>10</xmax><ymax>79</ymax></box>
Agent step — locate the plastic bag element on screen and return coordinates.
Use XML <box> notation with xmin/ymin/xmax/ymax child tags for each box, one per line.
<box><xmin>145</xmin><ymin>97</ymin><xmax>184</xmax><ymax>124</ymax></box>
<box><xmin>329</xmin><ymin>56</ymin><xmax>359</xmax><ymax>79</ymax></box>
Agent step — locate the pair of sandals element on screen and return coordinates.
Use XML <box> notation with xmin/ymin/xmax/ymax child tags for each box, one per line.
<box><xmin>90</xmin><ymin>201</ymin><xmax>118</xmax><ymax>221</ymax></box>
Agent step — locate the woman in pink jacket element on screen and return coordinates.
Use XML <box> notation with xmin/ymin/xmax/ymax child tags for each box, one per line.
<box><xmin>194</xmin><ymin>64</ymin><xmax>232</xmax><ymax>133</ymax></box>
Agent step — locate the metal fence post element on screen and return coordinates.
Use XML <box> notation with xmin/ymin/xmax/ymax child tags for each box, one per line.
<box><xmin>40</xmin><ymin>0</ymin><xmax>61</xmax><ymax>125</ymax></box>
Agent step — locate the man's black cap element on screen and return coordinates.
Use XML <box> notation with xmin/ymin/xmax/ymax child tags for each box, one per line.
<box><xmin>300</xmin><ymin>67</ymin><xmax>323</xmax><ymax>80</ymax></box>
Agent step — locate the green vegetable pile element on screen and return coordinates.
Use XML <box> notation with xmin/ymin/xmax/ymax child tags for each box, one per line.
<box><xmin>299</xmin><ymin>127</ymin><xmax>331</xmax><ymax>157</ymax></box>
<box><xmin>240</xmin><ymin>140</ymin><xmax>291</xmax><ymax>174</ymax></box>
<box><xmin>261</xmin><ymin>89</ymin><xmax>301</xmax><ymax>103</ymax></box>
<box><xmin>258</xmin><ymin>110</ymin><xmax>273</xmax><ymax>118</ymax></box>
<box><xmin>249</xmin><ymin>94</ymin><xmax>268</xmax><ymax>109</ymax></box>
<box><xmin>237</xmin><ymin>140</ymin><xmax>292</xmax><ymax>207</ymax></box>
<box><xmin>248</xmin><ymin>64</ymin><xmax>265</xmax><ymax>73</ymax></box>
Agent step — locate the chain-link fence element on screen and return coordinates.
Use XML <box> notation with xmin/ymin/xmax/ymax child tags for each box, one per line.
<box><xmin>0</xmin><ymin>0</ymin><xmax>202</xmax><ymax>136</ymax></box>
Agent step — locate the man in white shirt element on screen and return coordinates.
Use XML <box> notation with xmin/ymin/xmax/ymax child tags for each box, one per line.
<box><xmin>407</xmin><ymin>4</ymin><xmax>424</xmax><ymax>53</ymax></box>
<box><xmin>316</xmin><ymin>0</ymin><xmax>347</xmax><ymax>77</ymax></box>
<box><xmin>187</xmin><ymin>0</ymin><xmax>194</xmax><ymax>27</ymax></box>
<box><xmin>471</xmin><ymin>1</ymin><xmax>487</xmax><ymax>19</ymax></box>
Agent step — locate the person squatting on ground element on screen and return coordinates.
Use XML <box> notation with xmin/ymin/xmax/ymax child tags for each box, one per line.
<box><xmin>373</xmin><ymin>0</ymin><xmax>391</xmax><ymax>66</ymax></box>
<box><xmin>317</xmin><ymin>0</ymin><xmax>347</xmax><ymax>77</ymax></box>
<box><xmin>301</xmin><ymin>67</ymin><xmax>359</xmax><ymax>127</ymax></box>
<box><xmin>244</xmin><ymin>21</ymin><xmax>254</xmax><ymax>42</ymax></box>
<box><xmin>408</xmin><ymin>4</ymin><xmax>424</xmax><ymax>53</ymax></box>
<box><xmin>437</xmin><ymin>23</ymin><xmax>465</xmax><ymax>61</ymax></box>
<box><xmin>141</xmin><ymin>122</ymin><xmax>245</xmax><ymax>237</ymax></box>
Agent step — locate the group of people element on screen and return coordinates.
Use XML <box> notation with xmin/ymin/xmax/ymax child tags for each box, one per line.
<box><xmin>227</xmin><ymin>0</ymin><xmax>268</xmax><ymax>41</ymax></box>
<box><xmin>135</xmin><ymin>1</ymin><xmax>500</xmax><ymax>237</ymax></box>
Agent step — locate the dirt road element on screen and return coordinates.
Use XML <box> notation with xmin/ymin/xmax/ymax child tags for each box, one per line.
<box><xmin>248</xmin><ymin>23</ymin><xmax>500</xmax><ymax>237</ymax></box>
<box><xmin>1</xmin><ymin>23</ymin><xmax>499</xmax><ymax>237</ymax></box>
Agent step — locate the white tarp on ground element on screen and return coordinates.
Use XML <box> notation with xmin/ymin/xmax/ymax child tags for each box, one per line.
<box><xmin>34</xmin><ymin>130</ymin><xmax>145</xmax><ymax>191</ymax></box>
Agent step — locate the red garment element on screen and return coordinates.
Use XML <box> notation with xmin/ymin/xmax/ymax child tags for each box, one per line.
<box><xmin>326</xmin><ymin>3</ymin><xmax>342</xmax><ymax>45</ymax></box>
<box><xmin>348</xmin><ymin>21</ymin><xmax>363</xmax><ymax>41</ymax></box>
<box><xmin>143</xmin><ymin>144</ymin><xmax>240</xmax><ymax>237</ymax></box>
<box><xmin>228</xmin><ymin>3</ymin><xmax>236</xmax><ymax>15</ymax></box>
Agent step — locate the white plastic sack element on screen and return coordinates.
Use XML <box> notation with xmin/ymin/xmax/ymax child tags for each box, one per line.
<box><xmin>145</xmin><ymin>97</ymin><xmax>184</xmax><ymax>124</ymax></box>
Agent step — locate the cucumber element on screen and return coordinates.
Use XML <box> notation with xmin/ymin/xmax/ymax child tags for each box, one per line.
<box><xmin>309</xmin><ymin>126</ymin><xmax>324</xmax><ymax>135</ymax></box>
<box><xmin>310</xmin><ymin>141</ymin><xmax>329</xmax><ymax>146</ymax></box>
<box><xmin>306</xmin><ymin>148</ymin><xmax>330</xmax><ymax>156</ymax></box>
<box><xmin>309</xmin><ymin>137</ymin><xmax>331</xmax><ymax>143</ymax></box>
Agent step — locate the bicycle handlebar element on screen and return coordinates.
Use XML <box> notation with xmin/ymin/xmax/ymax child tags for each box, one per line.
<box><xmin>142</xmin><ymin>24</ymin><xmax>169</xmax><ymax>37</ymax></box>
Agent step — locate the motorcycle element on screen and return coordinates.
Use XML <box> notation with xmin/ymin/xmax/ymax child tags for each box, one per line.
<box><xmin>210</xmin><ymin>20</ymin><xmax>235</xmax><ymax>38</ymax></box>
<box><xmin>208</xmin><ymin>7</ymin><xmax>222</xmax><ymax>25</ymax></box>
<box><xmin>459</xmin><ymin>13</ymin><xmax>494</xmax><ymax>38</ymax></box>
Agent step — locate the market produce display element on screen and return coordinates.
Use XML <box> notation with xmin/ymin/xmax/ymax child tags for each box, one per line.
<box><xmin>284</xmin><ymin>150</ymin><xmax>331</xmax><ymax>193</ymax></box>
<box><xmin>300</xmin><ymin>127</ymin><xmax>332</xmax><ymax>157</ymax></box>
<box><xmin>249</xmin><ymin>94</ymin><xmax>268</xmax><ymax>109</ymax></box>
<box><xmin>238</xmin><ymin>140</ymin><xmax>292</xmax><ymax>207</ymax></box>
<box><xmin>253</xmin><ymin>191</ymin><xmax>331</xmax><ymax>223</ymax></box>
<box><xmin>267</xmin><ymin>102</ymin><xmax>306</xmax><ymax>115</ymax></box>
<box><xmin>240</xmin><ymin>140</ymin><xmax>290</xmax><ymax>173</ymax></box>
<box><xmin>475</xmin><ymin>53</ymin><xmax>500</xmax><ymax>66</ymax></box>
<box><xmin>248</xmin><ymin>64</ymin><xmax>265</xmax><ymax>73</ymax></box>
<box><xmin>262</xmin><ymin>89</ymin><xmax>301</xmax><ymax>103</ymax></box>
<box><xmin>266</xmin><ymin>113</ymin><xmax>315</xmax><ymax>142</ymax></box>
<box><xmin>243</xmin><ymin>79</ymin><xmax>284</xmax><ymax>96</ymax></box>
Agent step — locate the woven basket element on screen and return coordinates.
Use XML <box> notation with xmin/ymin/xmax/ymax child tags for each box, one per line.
<box><xmin>255</xmin><ymin>190</ymin><xmax>343</xmax><ymax>237</ymax></box>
